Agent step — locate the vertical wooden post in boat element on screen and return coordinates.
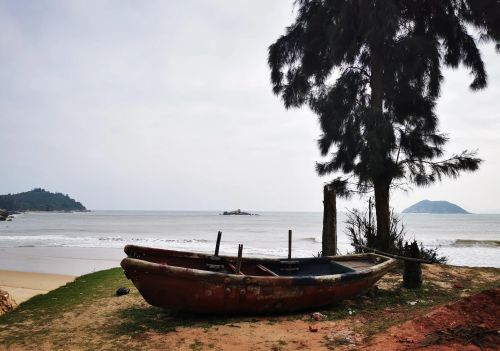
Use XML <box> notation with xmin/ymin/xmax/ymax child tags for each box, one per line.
<box><xmin>288</xmin><ymin>229</ymin><xmax>292</xmax><ymax>260</ymax></box>
<box><xmin>214</xmin><ymin>231</ymin><xmax>222</xmax><ymax>256</ymax></box>
<box><xmin>236</xmin><ymin>244</ymin><xmax>243</xmax><ymax>274</ymax></box>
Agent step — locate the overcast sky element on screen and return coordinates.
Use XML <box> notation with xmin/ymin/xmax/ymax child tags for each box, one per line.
<box><xmin>1</xmin><ymin>1</ymin><xmax>499</xmax><ymax>212</ymax></box>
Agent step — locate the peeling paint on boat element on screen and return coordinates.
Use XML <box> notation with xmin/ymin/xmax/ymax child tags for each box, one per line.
<box><xmin>121</xmin><ymin>244</ymin><xmax>396</xmax><ymax>314</ymax></box>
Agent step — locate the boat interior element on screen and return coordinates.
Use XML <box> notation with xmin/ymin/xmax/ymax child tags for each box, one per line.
<box><xmin>128</xmin><ymin>251</ymin><xmax>384</xmax><ymax>277</ymax></box>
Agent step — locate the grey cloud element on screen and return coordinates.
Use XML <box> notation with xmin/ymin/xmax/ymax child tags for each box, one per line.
<box><xmin>0</xmin><ymin>1</ymin><xmax>498</xmax><ymax>212</ymax></box>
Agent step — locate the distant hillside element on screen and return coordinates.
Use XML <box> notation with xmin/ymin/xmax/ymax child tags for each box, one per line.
<box><xmin>0</xmin><ymin>188</ymin><xmax>86</xmax><ymax>212</ymax></box>
<box><xmin>403</xmin><ymin>200</ymin><xmax>469</xmax><ymax>214</ymax></box>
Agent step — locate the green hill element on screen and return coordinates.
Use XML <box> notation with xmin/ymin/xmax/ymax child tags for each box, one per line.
<box><xmin>0</xmin><ymin>188</ymin><xmax>86</xmax><ymax>212</ymax></box>
<box><xmin>402</xmin><ymin>200</ymin><xmax>469</xmax><ymax>214</ymax></box>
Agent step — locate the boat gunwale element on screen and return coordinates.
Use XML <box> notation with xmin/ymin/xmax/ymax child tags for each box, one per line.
<box><xmin>123</xmin><ymin>244</ymin><xmax>391</xmax><ymax>264</ymax></box>
<box><xmin>121</xmin><ymin>248</ymin><xmax>396</xmax><ymax>286</ymax></box>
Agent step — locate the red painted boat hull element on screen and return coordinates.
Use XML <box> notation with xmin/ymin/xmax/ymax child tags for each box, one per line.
<box><xmin>121</xmin><ymin>245</ymin><xmax>395</xmax><ymax>314</ymax></box>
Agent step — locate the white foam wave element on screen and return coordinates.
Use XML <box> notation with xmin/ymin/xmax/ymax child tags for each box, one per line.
<box><xmin>0</xmin><ymin>235</ymin><xmax>214</xmax><ymax>249</ymax></box>
<box><xmin>421</xmin><ymin>238</ymin><xmax>500</xmax><ymax>248</ymax></box>
<box><xmin>298</xmin><ymin>236</ymin><xmax>322</xmax><ymax>243</ymax></box>
<box><xmin>0</xmin><ymin>234</ymin><xmax>322</xmax><ymax>258</ymax></box>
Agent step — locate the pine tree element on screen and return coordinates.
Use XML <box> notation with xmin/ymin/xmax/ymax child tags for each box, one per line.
<box><xmin>268</xmin><ymin>0</ymin><xmax>499</xmax><ymax>251</ymax></box>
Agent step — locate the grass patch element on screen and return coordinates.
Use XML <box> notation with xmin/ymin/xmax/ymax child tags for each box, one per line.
<box><xmin>0</xmin><ymin>268</ymin><xmax>132</xmax><ymax>347</ymax></box>
<box><xmin>189</xmin><ymin>339</ymin><xmax>204</xmax><ymax>351</ymax></box>
<box><xmin>320</xmin><ymin>280</ymin><xmax>462</xmax><ymax>322</ymax></box>
<box><xmin>0</xmin><ymin>268</ymin><xmax>130</xmax><ymax>326</ymax></box>
<box><xmin>323</xmin><ymin>334</ymin><xmax>352</xmax><ymax>350</ymax></box>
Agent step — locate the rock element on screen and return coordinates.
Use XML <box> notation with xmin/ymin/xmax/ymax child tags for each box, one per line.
<box><xmin>0</xmin><ymin>209</ymin><xmax>19</xmax><ymax>221</ymax></box>
<box><xmin>367</xmin><ymin>285</ymin><xmax>379</xmax><ymax>297</ymax></box>
<box><xmin>0</xmin><ymin>289</ymin><xmax>17</xmax><ymax>315</ymax></box>
<box><xmin>115</xmin><ymin>287</ymin><xmax>130</xmax><ymax>296</ymax></box>
<box><xmin>311</xmin><ymin>312</ymin><xmax>327</xmax><ymax>321</ymax></box>
<box><xmin>309</xmin><ymin>324</ymin><xmax>319</xmax><ymax>332</ymax></box>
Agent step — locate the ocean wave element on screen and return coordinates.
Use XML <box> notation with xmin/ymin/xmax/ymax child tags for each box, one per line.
<box><xmin>0</xmin><ymin>234</ymin><xmax>497</xmax><ymax>260</ymax></box>
<box><xmin>422</xmin><ymin>239</ymin><xmax>500</xmax><ymax>248</ymax></box>
<box><xmin>0</xmin><ymin>234</ymin><xmax>216</xmax><ymax>249</ymax></box>
<box><xmin>0</xmin><ymin>234</ymin><xmax>320</xmax><ymax>258</ymax></box>
<box><xmin>454</xmin><ymin>239</ymin><xmax>500</xmax><ymax>247</ymax></box>
<box><xmin>298</xmin><ymin>237</ymin><xmax>322</xmax><ymax>243</ymax></box>
<box><xmin>0</xmin><ymin>235</ymin><xmax>91</xmax><ymax>243</ymax></box>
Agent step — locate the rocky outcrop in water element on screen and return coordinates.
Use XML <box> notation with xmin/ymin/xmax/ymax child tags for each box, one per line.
<box><xmin>0</xmin><ymin>209</ymin><xmax>10</xmax><ymax>221</ymax></box>
<box><xmin>220</xmin><ymin>209</ymin><xmax>258</xmax><ymax>216</ymax></box>
<box><xmin>0</xmin><ymin>209</ymin><xmax>19</xmax><ymax>221</ymax></box>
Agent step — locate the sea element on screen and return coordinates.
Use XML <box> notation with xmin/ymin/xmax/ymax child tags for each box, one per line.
<box><xmin>0</xmin><ymin>211</ymin><xmax>499</xmax><ymax>275</ymax></box>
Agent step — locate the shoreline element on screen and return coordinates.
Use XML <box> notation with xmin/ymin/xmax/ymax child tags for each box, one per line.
<box><xmin>0</xmin><ymin>247</ymin><xmax>124</xmax><ymax>276</ymax></box>
<box><xmin>0</xmin><ymin>270</ymin><xmax>75</xmax><ymax>304</ymax></box>
<box><xmin>1</xmin><ymin>211</ymin><xmax>499</xmax><ymax>269</ymax></box>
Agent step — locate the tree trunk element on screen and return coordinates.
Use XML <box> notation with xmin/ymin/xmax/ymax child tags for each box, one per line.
<box><xmin>370</xmin><ymin>55</ymin><xmax>384</xmax><ymax>114</ymax></box>
<box><xmin>403</xmin><ymin>241</ymin><xmax>422</xmax><ymax>289</ymax></box>
<box><xmin>322</xmin><ymin>185</ymin><xmax>337</xmax><ymax>256</ymax></box>
<box><xmin>373</xmin><ymin>181</ymin><xmax>391</xmax><ymax>251</ymax></box>
<box><xmin>370</xmin><ymin>41</ymin><xmax>392</xmax><ymax>252</ymax></box>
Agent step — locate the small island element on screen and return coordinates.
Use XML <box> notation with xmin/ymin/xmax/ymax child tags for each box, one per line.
<box><xmin>0</xmin><ymin>188</ymin><xmax>87</xmax><ymax>217</ymax></box>
<box><xmin>402</xmin><ymin>200</ymin><xmax>469</xmax><ymax>214</ymax></box>
<box><xmin>220</xmin><ymin>209</ymin><xmax>258</xmax><ymax>216</ymax></box>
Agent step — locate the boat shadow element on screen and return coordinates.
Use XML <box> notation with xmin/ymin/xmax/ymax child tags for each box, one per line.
<box><xmin>110</xmin><ymin>275</ymin><xmax>454</xmax><ymax>337</ymax></box>
<box><xmin>111</xmin><ymin>305</ymin><xmax>244</xmax><ymax>336</ymax></box>
<box><xmin>110</xmin><ymin>303</ymin><xmax>333</xmax><ymax>337</ymax></box>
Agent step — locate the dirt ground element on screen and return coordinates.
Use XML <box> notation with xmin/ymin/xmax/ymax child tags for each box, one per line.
<box><xmin>361</xmin><ymin>288</ymin><xmax>499</xmax><ymax>350</ymax></box>
<box><xmin>0</xmin><ymin>264</ymin><xmax>499</xmax><ymax>351</ymax></box>
<box><xmin>137</xmin><ymin>284</ymin><xmax>500</xmax><ymax>351</ymax></box>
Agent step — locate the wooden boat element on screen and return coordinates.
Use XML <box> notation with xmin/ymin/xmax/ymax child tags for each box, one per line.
<box><xmin>121</xmin><ymin>244</ymin><xmax>396</xmax><ymax>314</ymax></box>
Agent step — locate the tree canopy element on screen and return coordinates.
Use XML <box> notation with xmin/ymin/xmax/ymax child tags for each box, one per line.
<box><xmin>0</xmin><ymin>188</ymin><xmax>86</xmax><ymax>212</ymax></box>
<box><xmin>268</xmin><ymin>0</ymin><xmax>499</xmax><ymax>250</ymax></box>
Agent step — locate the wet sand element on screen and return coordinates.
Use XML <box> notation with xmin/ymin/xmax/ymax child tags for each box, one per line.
<box><xmin>0</xmin><ymin>270</ymin><xmax>75</xmax><ymax>304</ymax></box>
<box><xmin>0</xmin><ymin>247</ymin><xmax>123</xmax><ymax>276</ymax></box>
<box><xmin>0</xmin><ymin>247</ymin><xmax>123</xmax><ymax>304</ymax></box>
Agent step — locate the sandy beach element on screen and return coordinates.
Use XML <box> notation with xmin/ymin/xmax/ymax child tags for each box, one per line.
<box><xmin>0</xmin><ymin>246</ymin><xmax>121</xmax><ymax>304</ymax></box>
<box><xmin>0</xmin><ymin>270</ymin><xmax>75</xmax><ymax>304</ymax></box>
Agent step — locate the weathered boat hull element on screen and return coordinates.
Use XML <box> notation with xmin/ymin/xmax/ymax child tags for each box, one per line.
<box><xmin>121</xmin><ymin>245</ymin><xmax>395</xmax><ymax>314</ymax></box>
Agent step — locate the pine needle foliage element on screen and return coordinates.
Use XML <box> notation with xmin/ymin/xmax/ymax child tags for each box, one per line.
<box><xmin>268</xmin><ymin>0</ymin><xmax>499</xmax><ymax>250</ymax></box>
<box><xmin>268</xmin><ymin>0</ymin><xmax>499</xmax><ymax>191</ymax></box>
